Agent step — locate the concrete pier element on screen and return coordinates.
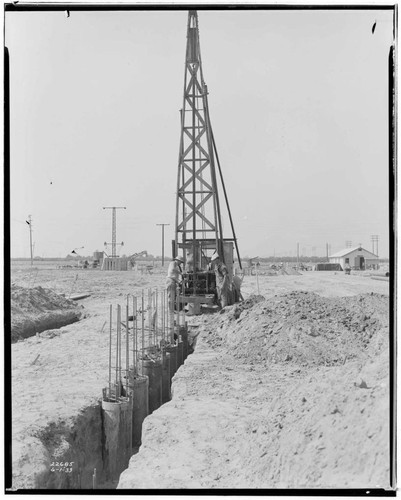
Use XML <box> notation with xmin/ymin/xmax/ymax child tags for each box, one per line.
<box><xmin>128</xmin><ymin>373</ymin><xmax>149</xmax><ymax>448</ymax></box>
<box><xmin>101</xmin><ymin>396</ymin><xmax>132</xmax><ymax>481</ymax></box>
<box><xmin>164</xmin><ymin>344</ymin><xmax>178</xmax><ymax>383</ymax></box>
<box><xmin>177</xmin><ymin>340</ymin><xmax>184</xmax><ymax>368</ymax></box>
<box><xmin>161</xmin><ymin>351</ymin><xmax>171</xmax><ymax>404</ymax></box>
<box><xmin>139</xmin><ymin>359</ymin><xmax>162</xmax><ymax>414</ymax></box>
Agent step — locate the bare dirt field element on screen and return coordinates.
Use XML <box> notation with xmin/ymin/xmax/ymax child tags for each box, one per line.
<box><xmin>9</xmin><ymin>262</ymin><xmax>391</xmax><ymax>491</ymax></box>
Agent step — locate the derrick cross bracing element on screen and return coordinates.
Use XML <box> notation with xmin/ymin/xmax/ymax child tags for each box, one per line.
<box><xmin>174</xmin><ymin>10</ymin><xmax>241</xmax><ymax>274</ymax></box>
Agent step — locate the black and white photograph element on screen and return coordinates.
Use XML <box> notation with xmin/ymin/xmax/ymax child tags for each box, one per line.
<box><xmin>5</xmin><ymin>1</ymin><xmax>396</xmax><ymax>493</ymax></box>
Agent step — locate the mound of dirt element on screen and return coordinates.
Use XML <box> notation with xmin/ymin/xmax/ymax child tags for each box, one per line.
<box><xmin>204</xmin><ymin>291</ymin><xmax>389</xmax><ymax>367</ymax></box>
<box><xmin>11</xmin><ymin>285</ymin><xmax>83</xmax><ymax>342</ymax></box>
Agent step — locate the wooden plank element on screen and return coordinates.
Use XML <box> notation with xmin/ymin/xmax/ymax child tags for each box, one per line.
<box><xmin>70</xmin><ymin>293</ymin><xmax>91</xmax><ymax>301</ymax></box>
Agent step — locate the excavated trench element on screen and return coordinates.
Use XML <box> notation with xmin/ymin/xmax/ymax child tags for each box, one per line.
<box><xmin>15</xmin><ymin>328</ymin><xmax>195</xmax><ymax>490</ymax></box>
<box><xmin>11</xmin><ymin>281</ymin><xmax>196</xmax><ymax>491</ymax></box>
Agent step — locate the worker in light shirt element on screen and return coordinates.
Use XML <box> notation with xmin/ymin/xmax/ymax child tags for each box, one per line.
<box><xmin>210</xmin><ymin>251</ymin><xmax>230</xmax><ymax>308</ymax></box>
<box><xmin>166</xmin><ymin>256</ymin><xmax>184</xmax><ymax>312</ymax></box>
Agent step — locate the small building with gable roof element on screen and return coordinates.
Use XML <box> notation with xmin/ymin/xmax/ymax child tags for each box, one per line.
<box><xmin>329</xmin><ymin>246</ymin><xmax>379</xmax><ymax>270</ymax></box>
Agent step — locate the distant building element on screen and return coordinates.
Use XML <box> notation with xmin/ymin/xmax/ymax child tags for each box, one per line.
<box><xmin>329</xmin><ymin>246</ymin><xmax>379</xmax><ymax>270</ymax></box>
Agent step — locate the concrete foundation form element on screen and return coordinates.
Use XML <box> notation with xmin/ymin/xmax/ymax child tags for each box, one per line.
<box><xmin>128</xmin><ymin>372</ymin><xmax>149</xmax><ymax>448</ymax></box>
<box><xmin>101</xmin><ymin>395</ymin><xmax>132</xmax><ymax>482</ymax></box>
<box><xmin>161</xmin><ymin>351</ymin><xmax>171</xmax><ymax>404</ymax></box>
<box><xmin>139</xmin><ymin>358</ymin><xmax>162</xmax><ymax>415</ymax></box>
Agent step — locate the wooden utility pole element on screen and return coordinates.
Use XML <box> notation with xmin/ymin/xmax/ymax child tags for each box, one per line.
<box><xmin>371</xmin><ymin>234</ymin><xmax>379</xmax><ymax>256</ymax></box>
<box><xmin>26</xmin><ymin>215</ymin><xmax>33</xmax><ymax>266</ymax></box>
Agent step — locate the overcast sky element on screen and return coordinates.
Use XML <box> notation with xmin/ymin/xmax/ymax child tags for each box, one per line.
<box><xmin>6</xmin><ymin>7</ymin><xmax>393</xmax><ymax>259</ymax></box>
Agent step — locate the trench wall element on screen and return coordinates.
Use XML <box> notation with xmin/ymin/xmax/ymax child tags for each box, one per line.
<box><xmin>31</xmin><ymin>404</ymin><xmax>104</xmax><ymax>489</ymax></box>
<box><xmin>17</xmin><ymin>331</ymin><xmax>191</xmax><ymax>490</ymax></box>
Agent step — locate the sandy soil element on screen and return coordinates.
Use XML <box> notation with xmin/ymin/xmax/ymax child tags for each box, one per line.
<box><xmin>10</xmin><ymin>263</ymin><xmax>391</xmax><ymax>490</ymax></box>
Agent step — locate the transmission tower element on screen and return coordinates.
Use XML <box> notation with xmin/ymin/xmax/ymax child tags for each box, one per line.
<box><xmin>103</xmin><ymin>207</ymin><xmax>126</xmax><ymax>257</ymax></box>
<box><xmin>174</xmin><ymin>10</ymin><xmax>241</xmax><ymax>271</ymax></box>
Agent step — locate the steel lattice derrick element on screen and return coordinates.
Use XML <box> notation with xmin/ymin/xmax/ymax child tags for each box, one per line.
<box><xmin>174</xmin><ymin>11</ymin><xmax>224</xmax><ymax>267</ymax></box>
<box><xmin>174</xmin><ymin>10</ymin><xmax>242</xmax><ymax>275</ymax></box>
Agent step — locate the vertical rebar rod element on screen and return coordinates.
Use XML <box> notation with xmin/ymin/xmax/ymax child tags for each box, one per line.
<box><xmin>148</xmin><ymin>288</ymin><xmax>151</xmax><ymax>350</ymax></box>
<box><xmin>162</xmin><ymin>289</ymin><xmax>165</xmax><ymax>345</ymax></box>
<box><xmin>126</xmin><ymin>297</ymin><xmax>129</xmax><ymax>397</ymax></box>
<box><xmin>152</xmin><ymin>288</ymin><xmax>155</xmax><ymax>347</ymax></box>
<box><xmin>181</xmin><ymin>280</ymin><xmax>185</xmax><ymax>328</ymax></box>
<box><xmin>152</xmin><ymin>289</ymin><xmax>155</xmax><ymax>348</ymax></box>
<box><xmin>115</xmin><ymin>305</ymin><xmax>119</xmax><ymax>400</ymax></box>
<box><xmin>164</xmin><ymin>289</ymin><xmax>167</xmax><ymax>344</ymax></box>
<box><xmin>150</xmin><ymin>289</ymin><xmax>154</xmax><ymax>347</ymax></box>
<box><xmin>141</xmin><ymin>290</ymin><xmax>145</xmax><ymax>373</ymax></box>
<box><xmin>133</xmin><ymin>296</ymin><xmax>137</xmax><ymax>374</ymax></box>
<box><xmin>166</xmin><ymin>287</ymin><xmax>171</xmax><ymax>343</ymax></box>
<box><xmin>129</xmin><ymin>393</ymin><xmax>133</xmax><ymax>457</ymax></box>
<box><xmin>109</xmin><ymin>304</ymin><xmax>112</xmax><ymax>399</ymax></box>
<box><xmin>179</xmin><ymin>282</ymin><xmax>182</xmax><ymax>328</ymax></box>
<box><xmin>165</xmin><ymin>288</ymin><xmax>168</xmax><ymax>343</ymax></box>
<box><xmin>149</xmin><ymin>289</ymin><xmax>155</xmax><ymax>347</ymax></box>
<box><xmin>155</xmin><ymin>289</ymin><xmax>158</xmax><ymax>347</ymax></box>
<box><xmin>117</xmin><ymin>304</ymin><xmax>122</xmax><ymax>399</ymax></box>
<box><xmin>170</xmin><ymin>288</ymin><xmax>174</xmax><ymax>344</ymax></box>
<box><xmin>134</xmin><ymin>296</ymin><xmax>138</xmax><ymax>373</ymax></box>
<box><xmin>174</xmin><ymin>284</ymin><xmax>178</xmax><ymax>341</ymax></box>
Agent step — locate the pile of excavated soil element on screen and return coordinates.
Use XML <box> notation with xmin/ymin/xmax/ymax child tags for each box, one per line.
<box><xmin>118</xmin><ymin>290</ymin><xmax>390</xmax><ymax>490</ymax></box>
<box><xmin>204</xmin><ymin>292</ymin><xmax>389</xmax><ymax>367</ymax></box>
<box><xmin>11</xmin><ymin>285</ymin><xmax>83</xmax><ymax>342</ymax></box>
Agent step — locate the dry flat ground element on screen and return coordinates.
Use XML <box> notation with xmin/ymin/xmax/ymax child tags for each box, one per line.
<box><xmin>10</xmin><ymin>262</ymin><xmax>391</xmax><ymax>490</ymax></box>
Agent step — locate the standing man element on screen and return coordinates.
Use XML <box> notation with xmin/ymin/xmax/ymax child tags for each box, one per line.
<box><xmin>232</xmin><ymin>274</ymin><xmax>244</xmax><ymax>302</ymax></box>
<box><xmin>210</xmin><ymin>251</ymin><xmax>230</xmax><ymax>308</ymax></box>
<box><xmin>166</xmin><ymin>255</ymin><xmax>184</xmax><ymax>312</ymax></box>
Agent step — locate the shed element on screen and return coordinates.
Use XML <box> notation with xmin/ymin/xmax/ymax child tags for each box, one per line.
<box><xmin>329</xmin><ymin>246</ymin><xmax>379</xmax><ymax>270</ymax></box>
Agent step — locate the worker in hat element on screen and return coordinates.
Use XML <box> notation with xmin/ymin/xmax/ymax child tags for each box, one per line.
<box><xmin>210</xmin><ymin>251</ymin><xmax>230</xmax><ymax>308</ymax></box>
<box><xmin>166</xmin><ymin>255</ymin><xmax>184</xmax><ymax>313</ymax></box>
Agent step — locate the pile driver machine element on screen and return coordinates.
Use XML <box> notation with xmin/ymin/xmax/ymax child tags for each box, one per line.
<box><xmin>172</xmin><ymin>10</ymin><xmax>242</xmax><ymax>313</ymax></box>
